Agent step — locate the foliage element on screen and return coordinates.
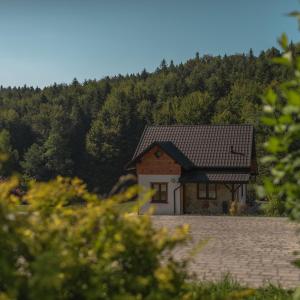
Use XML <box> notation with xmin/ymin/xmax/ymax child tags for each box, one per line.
<box><xmin>259</xmin><ymin>32</ymin><xmax>300</xmax><ymax>220</ymax></box>
<box><xmin>0</xmin><ymin>130</ymin><xmax>18</xmax><ymax>177</ymax></box>
<box><xmin>0</xmin><ymin>49</ymin><xmax>291</xmax><ymax>192</ymax></box>
<box><xmin>261</xmin><ymin>193</ymin><xmax>286</xmax><ymax>217</ymax></box>
<box><xmin>258</xmin><ymin>13</ymin><xmax>300</xmax><ymax>299</ymax></box>
<box><xmin>0</xmin><ymin>174</ymin><xmax>193</xmax><ymax>300</ymax></box>
<box><xmin>0</xmin><ymin>172</ymin><xmax>293</xmax><ymax>299</ymax></box>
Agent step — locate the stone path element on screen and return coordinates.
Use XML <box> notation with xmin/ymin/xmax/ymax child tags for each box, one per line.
<box><xmin>152</xmin><ymin>216</ymin><xmax>300</xmax><ymax>288</ymax></box>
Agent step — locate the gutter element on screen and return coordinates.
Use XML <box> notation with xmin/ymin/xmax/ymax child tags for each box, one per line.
<box><xmin>173</xmin><ymin>184</ymin><xmax>182</xmax><ymax>215</ymax></box>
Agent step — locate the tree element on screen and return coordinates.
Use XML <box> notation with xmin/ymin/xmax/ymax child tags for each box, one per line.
<box><xmin>43</xmin><ymin>131</ymin><xmax>73</xmax><ymax>177</ymax></box>
<box><xmin>153</xmin><ymin>100</ymin><xmax>176</xmax><ymax>125</ymax></box>
<box><xmin>140</xmin><ymin>68</ymin><xmax>148</xmax><ymax>80</ymax></box>
<box><xmin>174</xmin><ymin>92</ymin><xmax>213</xmax><ymax>124</ymax></box>
<box><xmin>21</xmin><ymin>143</ymin><xmax>47</xmax><ymax>180</ymax></box>
<box><xmin>86</xmin><ymin>87</ymin><xmax>142</xmax><ymax>192</ymax></box>
<box><xmin>169</xmin><ymin>60</ymin><xmax>176</xmax><ymax>72</ymax></box>
<box><xmin>159</xmin><ymin>59</ymin><xmax>168</xmax><ymax>72</ymax></box>
<box><xmin>0</xmin><ymin>44</ymin><xmax>289</xmax><ymax>192</ymax></box>
<box><xmin>0</xmin><ymin>129</ymin><xmax>18</xmax><ymax>176</ymax></box>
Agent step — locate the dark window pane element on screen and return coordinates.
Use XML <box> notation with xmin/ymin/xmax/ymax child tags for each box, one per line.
<box><xmin>160</xmin><ymin>191</ymin><xmax>167</xmax><ymax>201</ymax></box>
<box><xmin>152</xmin><ymin>183</ymin><xmax>160</xmax><ymax>201</ymax></box>
<box><xmin>153</xmin><ymin>190</ymin><xmax>160</xmax><ymax>201</ymax></box>
<box><xmin>152</xmin><ymin>183</ymin><xmax>160</xmax><ymax>191</ymax></box>
<box><xmin>161</xmin><ymin>184</ymin><xmax>167</xmax><ymax>192</ymax></box>
<box><xmin>198</xmin><ymin>183</ymin><xmax>206</xmax><ymax>198</ymax></box>
<box><xmin>208</xmin><ymin>184</ymin><xmax>216</xmax><ymax>199</ymax></box>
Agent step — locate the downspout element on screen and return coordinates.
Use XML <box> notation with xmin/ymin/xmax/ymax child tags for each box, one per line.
<box><xmin>173</xmin><ymin>184</ymin><xmax>182</xmax><ymax>215</ymax></box>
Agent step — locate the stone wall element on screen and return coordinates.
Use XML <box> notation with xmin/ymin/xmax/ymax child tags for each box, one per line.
<box><xmin>184</xmin><ymin>183</ymin><xmax>238</xmax><ymax>214</ymax></box>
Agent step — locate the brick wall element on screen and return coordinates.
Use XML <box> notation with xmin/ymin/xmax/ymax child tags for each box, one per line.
<box><xmin>136</xmin><ymin>145</ymin><xmax>181</xmax><ymax>175</ymax></box>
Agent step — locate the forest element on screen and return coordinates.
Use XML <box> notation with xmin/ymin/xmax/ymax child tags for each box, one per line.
<box><xmin>0</xmin><ymin>47</ymin><xmax>294</xmax><ymax>193</ymax></box>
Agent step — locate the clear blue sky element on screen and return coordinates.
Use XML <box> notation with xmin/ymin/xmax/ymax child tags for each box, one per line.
<box><xmin>0</xmin><ymin>0</ymin><xmax>299</xmax><ymax>87</ymax></box>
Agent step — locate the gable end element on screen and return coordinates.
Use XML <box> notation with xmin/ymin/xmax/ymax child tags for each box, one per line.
<box><xmin>136</xmin><ymin>145</ymin><xmax>181</xmax><ymax>175</ymax></box>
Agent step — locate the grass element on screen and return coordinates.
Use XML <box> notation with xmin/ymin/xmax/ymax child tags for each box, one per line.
<box><xmin>188</xmin><ymin>275</ymin><xmax>294</xmax><ymax>299</ymax></box>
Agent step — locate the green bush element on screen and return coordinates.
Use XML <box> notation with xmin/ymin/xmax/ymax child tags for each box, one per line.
<box><xmin>0</xmin><ymin>176</ymin><xmax>192</xmax><ymax>300</ymax></box>
<box><xmin>259</xmin><ymin>13</ymin><xmax>300</xmax><ymax>300</ymax></box>
<box><xmin>261</xmin><ymin>193</ymin><xmax>286</xmax><ymax>216</ymax></box>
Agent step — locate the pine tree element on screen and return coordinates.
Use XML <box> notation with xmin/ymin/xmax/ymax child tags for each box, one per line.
<box><xmin>0</xmin><ymin>129</ymin><xmax>18</xmax><ymax>176</ymax></box>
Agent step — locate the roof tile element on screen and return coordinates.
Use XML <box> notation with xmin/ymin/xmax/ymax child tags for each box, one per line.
<box><xmin>133</xmin><ymin>125</ymin><xmax>254</xmax><ymax>168</ymax></box>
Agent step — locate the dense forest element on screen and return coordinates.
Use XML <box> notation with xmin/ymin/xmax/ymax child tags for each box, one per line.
<box><xmin>0</xmin><ymin>47</ymin><xmax>294</xmax><ymax>193</ymax></box>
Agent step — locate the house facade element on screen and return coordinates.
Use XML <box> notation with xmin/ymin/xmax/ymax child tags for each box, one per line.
<box><xmin>126</xmin><ymin>125</ymin><xmax>257</xmax><ymax>215</ymax></box>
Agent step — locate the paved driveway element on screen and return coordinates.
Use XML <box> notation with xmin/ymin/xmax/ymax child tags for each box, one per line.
<box><xmin>152</xmin><ymin>216</ymin><xmax>300</xmax><ymax>288</ymax></box>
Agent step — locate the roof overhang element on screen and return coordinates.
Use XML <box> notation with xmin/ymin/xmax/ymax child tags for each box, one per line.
<box><xmin>179</xmin><ymin>170</ymin><xmax>251</xmax><ymax>183</ymax></box>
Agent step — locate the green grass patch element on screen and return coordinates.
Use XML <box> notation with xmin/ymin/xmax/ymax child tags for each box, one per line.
<box><xmin>187</xmin><ymin>275</ymin><xmax>294</xmax><ymax>300</ymax></box>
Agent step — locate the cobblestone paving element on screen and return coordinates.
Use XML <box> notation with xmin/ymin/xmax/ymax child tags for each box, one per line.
<box><xmin>152</xmin><ymin>216</ymin><xmax>300</xmax><ymax>288</ymax></box>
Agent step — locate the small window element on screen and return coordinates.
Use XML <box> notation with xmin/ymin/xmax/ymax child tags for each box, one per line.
<box><xmin>197</xmin><ymin>183</ymin><xmax>217</xmax><ymax>200</ymax></box>
<box><xmin>151</xmin><ymin>183</ymin><xmax>168</xmax><ymax>203</ymax></box>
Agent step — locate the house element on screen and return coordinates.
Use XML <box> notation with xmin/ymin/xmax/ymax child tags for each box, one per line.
<box><xmin>126</xmin><ymin>125</ymin><xmax>257</xmax><ymax>215</ymax></box>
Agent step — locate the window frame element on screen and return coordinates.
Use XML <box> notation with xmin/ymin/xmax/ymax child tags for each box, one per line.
<box><xmin>197</xmin><ymin>183</ymin><xmax>217</xmax><ymax>200</ymax></box>
<box><xmin>151</xmin><ymin>182</ymin><xmax>168</xmax><ymax>203</ymax></box>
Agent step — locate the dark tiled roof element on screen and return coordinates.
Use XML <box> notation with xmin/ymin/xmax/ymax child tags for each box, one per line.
<box><xmin>132</xmin><ymin>125</ymin><xmax>254</xmax><ymax>168</ymax></box>
<box><xmin>179</xmin><ymin>170</ymin><xmax>250</xmax><ymax>183</ymax></box>
<box><xmin>127</xmin><ymin>141</ymin><xmax>193</xmax><ymax>170</ymax></box>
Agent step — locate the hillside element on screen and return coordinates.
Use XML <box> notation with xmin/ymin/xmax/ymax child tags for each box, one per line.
<box><xmin>0</xmin><ymin>48</ymin><xmax>292</xmax><ymax>192</ymax></box>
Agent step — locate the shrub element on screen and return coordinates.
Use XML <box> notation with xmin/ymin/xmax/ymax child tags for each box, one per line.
<box><xmin>0</xmin><ymin>176</ymin><xmax>191</xmax><ymax>300</ymax></box>
<box><xmin>259</xmin><ymin>14</ymin><xmax>300</xmax><ymax>299</ymax></box>
<box><xmin>259</xmin><ymin>31</ymin><xmax>300</xmax><ymax>220</ymax></box>
<box><xmin>261</xmin><ymin>193</ymin><xmax>286</xmax><ymax>216</ymax></box>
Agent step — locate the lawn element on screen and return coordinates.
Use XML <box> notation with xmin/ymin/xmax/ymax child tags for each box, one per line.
<box><xmin>188</xmin><ymin>275</ymin><xmax>294</xmax><ymax>300</ymax></box>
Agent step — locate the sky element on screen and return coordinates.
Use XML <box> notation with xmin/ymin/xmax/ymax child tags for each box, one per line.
<box><xmin>0</xmin><ymin>0</ymin><xmax>299</xmax><ymax>88</ymax></box>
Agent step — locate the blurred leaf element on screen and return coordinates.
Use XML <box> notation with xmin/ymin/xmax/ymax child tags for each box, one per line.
<box><xmin>264</xmin><ymin>137</ymin><xmax>281</xmax><ymax>153</ymax></box>
<box><xmin>261</xmin><ymin>116</ymin><xmax>277</xmax><ymax>126</ymax></box>
<box><xmin>286</xmin><ymin>90</ymin><xmax>300</xmax><ymax>106</ymax></box>
<box><xmin>272</xmin><ymin>56</ymin><xmax>291</xmax><ymax>66</ymax></box>
<box><xmin>278</xmin><ymin>33</ymin><xmax>288</xmax><ymax>50</ymax></box>
<box><xmin>264</xmin><ymin>89</ymin><xmax>277</xmax><ymax>105</ymax></box>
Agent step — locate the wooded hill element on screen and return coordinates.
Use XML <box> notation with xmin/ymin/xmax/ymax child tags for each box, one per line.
<box><xmin>0</xmin><ymin>47</ymin><xmax>293</xmax><ymax>193</ymax></box>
